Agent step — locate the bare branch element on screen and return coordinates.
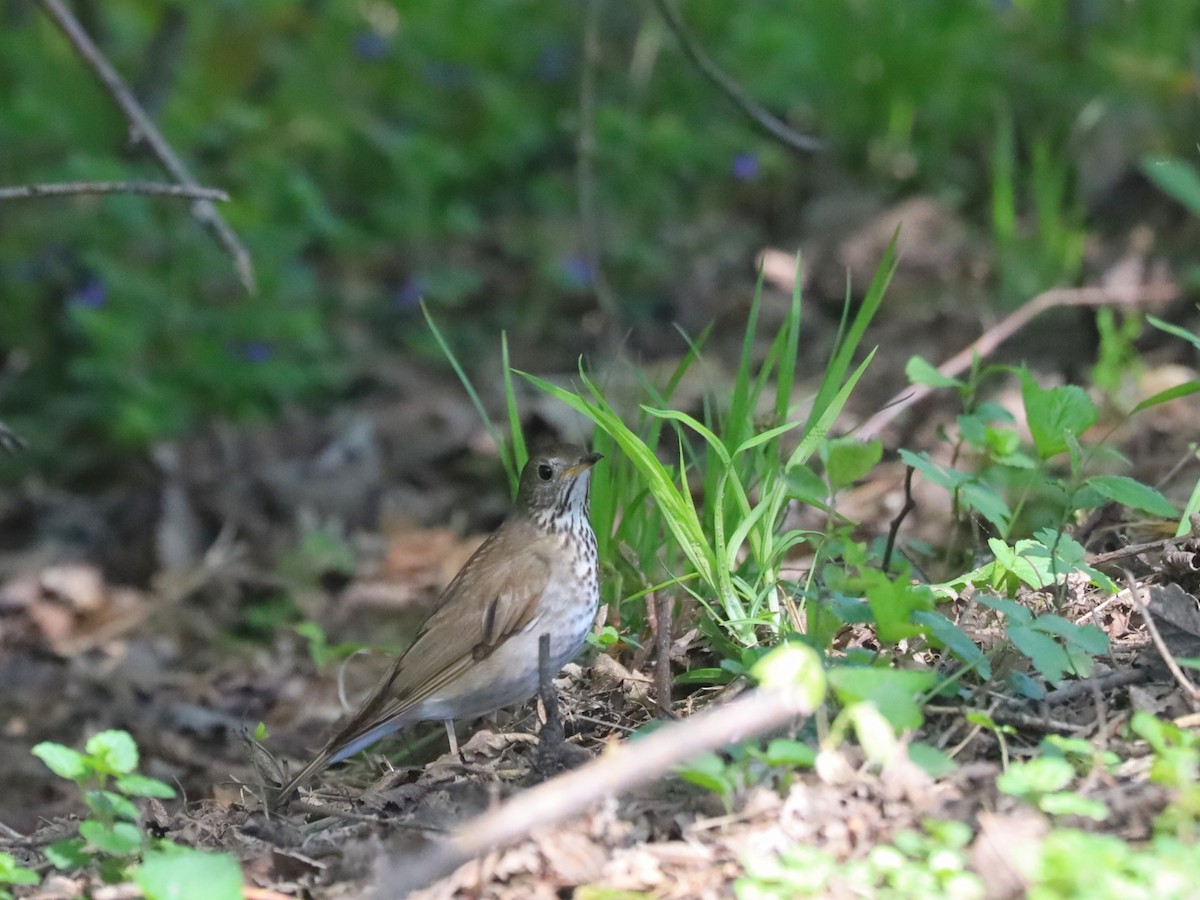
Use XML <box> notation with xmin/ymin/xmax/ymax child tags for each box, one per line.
<box><xmin>650</xmin><ymin>0</ymin><xmax>822</xmax><ymax>154</ymax></box>
<box><xmin>858</xmin><ymin>282</ymin><xmax>1180</xmax><ymax>440</ymax></box>
<box><xmin>386</xmin><ymin>687</ymin><xmax>814</xmax><ymax>892</ymax></box>
<box><xmin>0</xmin><ymin>181</ymin><xmax>229</xmax><ymax>202</ymax></box>
<box><xmin>36</xmin><ymin>0</ymin><xmax>256</xmax><ymax>293</ymax></box>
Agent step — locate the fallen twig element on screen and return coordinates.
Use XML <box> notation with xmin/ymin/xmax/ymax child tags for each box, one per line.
<box><xmin>0</xmin><ymin>181</ymin><xmax>228</xmax><ymax>202</ymax></box>
<box><xmin>858</xmin><ymin>283</ymin><xmax>1179</xmax><ymax>439</ymax></box>
<box><xmin>36</xmin><ymin>0</ymin><xmax>255</xmax><ymax>292</ymax></box>
<box><xmin>388</xmin><ymin>686</ymin><xmax>814</xmax><ymax>892</ymax></box>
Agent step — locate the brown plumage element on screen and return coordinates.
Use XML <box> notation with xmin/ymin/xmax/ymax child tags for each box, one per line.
<box><xmin>269</xmin><ymin>443</ymin><xmax>601</xmax><ymax>809</ymax></box>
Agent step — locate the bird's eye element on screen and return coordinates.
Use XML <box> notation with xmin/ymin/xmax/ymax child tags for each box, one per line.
<box><xmin>537</xmin><ymin>463</ymin><xmax>553</xmax><ymax>481</ymax></box>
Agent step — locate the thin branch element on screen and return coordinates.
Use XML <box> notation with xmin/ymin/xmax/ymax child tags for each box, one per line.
<box><xmin>650</xmin><ymin>0</ymin><xmax>822</xmax><ymax>153</ymax></box>
<box><xmin>36</xmin><ymin>0</ymin><xmax>256</xmax><ymax>293</ymax></box>
<box><xmin>386</xmin><ymin>687</ymin><xmax>814</xmax><ymax>892</ymax></box>
<box><xmin>0</xmin><ymin>181</ymin><xmax>229</xmax><ymax>202</ymax></box>
<box><xmin>882</xmin><ymin>465</ymin><xmax>916</xmax><ymax>573</ymax></box>
<box><xmin>1127</xmin><ymin>575</ymin><xmax>1200</xmax><ymax>708</ymax></box>
<box><xmin>858</xmin><ymin>282</ymin><xmax>1179</xmax><ymax>439</ymax></box>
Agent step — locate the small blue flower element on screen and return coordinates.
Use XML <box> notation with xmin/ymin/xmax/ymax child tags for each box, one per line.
<box><xmin>70</xmin><ymin>277</ymin><xmax>106</xmax><ymax>309</ymax></box>
<box><xmin>731</xmin><ymin>152</ymin><xmax>759</xmax><ymax>182</ymax></box>
<box><xmin>228</xmin><ymin>340</ymin><xmax>273</xmax><ymax>364</ymax></box>
<box><xmin>535</xmin><ymin>45</ymin><xmax>573</xmax><ymax>82</ymax></box>
<box><xmin>352</xmin><ymin>31</ymin><xmax>390</xmax><ymax>62</ymax></box>
<box><xmin>558</xmin><ymin>255</ymin><xmax>594</xmax><ymax>289</ymax></box>
<box><xmin>393</xmin><ymin>276</ymin><xmax>426</xmax><ymax>311</ymax></box>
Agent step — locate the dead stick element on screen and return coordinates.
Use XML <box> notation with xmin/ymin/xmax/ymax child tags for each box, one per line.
<box><xmin>392</xmin><ymin>687</ymin><xmax>813</xmax><ymax>891</ymax></box>
<box><xmin>0</xmin><ymin>181</ymin><xmax>228</xmax><ymax>202</ymax></box>
<box><xmin>858</xmin><ymin>283</ymin><xmax>1178</xmax><ymax>439</ymax></box>
<box><xmin>36</xmin><ymin>0</ymin><xmax>255</xmax><ymax>293</ymax></box>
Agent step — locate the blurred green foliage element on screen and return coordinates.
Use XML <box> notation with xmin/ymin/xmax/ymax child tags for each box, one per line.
<box><xmin>1</xmin><ymin>0</ymin><xmax>1196</xmax><ymax>473</ymax></box>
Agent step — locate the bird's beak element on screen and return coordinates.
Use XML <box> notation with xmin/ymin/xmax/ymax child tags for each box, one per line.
<box><xmin>563</xmin><ymin>452</ymin><xmax>603</xmax><ymax>477</ymax></box>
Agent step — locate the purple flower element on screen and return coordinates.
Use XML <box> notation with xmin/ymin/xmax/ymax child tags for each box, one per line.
<box><xmin>393</xmin><ymin>276</ymin><xmax>426</xmax><ymax>311</ymax></box>
<box><xmin>352</xmin><ymin>31</ymin><xmax>390</xmax><ymax>62</ymax></box>
<box><xmin>228</xmin><ymin>340</ymin><xmax>273</xmax><ymax>364</ymax></box>
<box><xmin>535</xmin><ymin>45</ymin><xmax>573</xmax><ymax>82</ymax></box>
<box><xmin>731</xmin><ymin>152</ymin><xmax>759</xmax><ymax>182</ymax></box>
<box><xmin>558</xmin><ymin>255</ymin><xmax>594</xmax><ymax>289</ymax></box>
<box><xmin>69</xmin><ymin>277</ymin><xmax>106</xmax><ymax>309</ymax></box>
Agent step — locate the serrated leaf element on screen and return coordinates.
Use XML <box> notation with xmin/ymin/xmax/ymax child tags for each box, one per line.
<box><xmin>912</xmin><ymin>610</ymin><xmax>992</xmax><ymax>679</ymax></box>
<box><xmin>1020</xmin><ymin>372</ymin><xmax>1097</xmax><ymax>460</ymax></box>
<box><xmin>85</xmin><ymin>730</ymin><xmax>139</xmax><ymax>776</ymax></box>
<box><xmin>1009</xmin><ymin>623</ymin><xmax>1071</xmax><ymax>683</ymax></box>
<box><xmin>1085</xmin><ymin>475</ymin><xmax>1176</xmax><ymax>517</ymax></box>
<box><xmin>32</xmin><ymin>743</ymin><xmax>89</xmax><ymax>781</ymax></box>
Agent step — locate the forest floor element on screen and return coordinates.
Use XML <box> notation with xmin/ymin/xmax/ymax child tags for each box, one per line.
<box><xmin>2</xmin><ymin>192</ymin><xmax>1199</xmax><ymax>898</ymax></box>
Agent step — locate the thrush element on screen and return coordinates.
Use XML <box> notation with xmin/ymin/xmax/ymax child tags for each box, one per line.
<box><xmin>269</xmin><ymin>443</ymin><xmax>601</xmax><ymax>808</ymax></box>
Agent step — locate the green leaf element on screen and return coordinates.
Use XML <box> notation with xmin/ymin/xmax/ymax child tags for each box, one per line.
<box><xmin>905</xmin><ymin>355</ymin><xmax>963</xmax><ymax>389</ymax></box>
<box><xmin>85</xmin><ymin>730</ymin><xmax>139</xmax><ymax>776</ymax></box>
<box><xmin>977</xmin><ymin>591</ymin><xmax>1033</xmax><ymax>624</ymax></box>
<box><xmin>676</xmin><ymin>752</ymin><xmax>732</xmax><ymax>796</ymax></box>
<box><xmin>997</xmin><ymin>757</ymin><xmax>1075</xmax><ymax>797</ymax></box>
<box><xmin>79</xmin><ymin>820</ymin><xmax>142</xmax><ymax>857</ymax></box>
<box><xmin>823</xmin><ymin>436</ymin><xmax>883</xmax><ymax>492</ymax></box>
<box><xmin>1141</xmin><ymin>156</ymin><xmax>1200</xmax><ymax>219</ymax></box>
<box><xmin>1008</xmin><ymin>623</ymin><xmax>1071</xmax><ymax>683</ymax></box>
<box><xmin>1020</xmin><ymin>372</ymin><xmax>1097</xmax><ymax>460</ymax></box>
<box><xmin>0</xmin><ymin>852</ymin><xmax>39</xmax><ymax>886</ymax></box>
<box><xmin>1131</xmin><ymin>377</ymin><xmax>1200</xmax><ymax>413</ymax></box>
<box><xmin>827</xmin><ymin>667</ymin><xmax>937</xmax><ymax>731</ymax></box>
<box><xmin>1085</xmin><ymin>475</ymin><xmax>1177</xmax><ymax>518</ymax></box>
<box><xmin>750</xmin><ymin>643</ymin><xmax>827</xmax><ymax>710</ymax></box>
<box><xmin>907</xmin><ymin>742</ymin><xmax>957</xmax><ymax>777</ymax></box>
<box><xmin>912</xmin><ymin>610</ymin><xmax>992</xmax><ymax>679</ymax></box>
<box><xmin>115</xmin><ymin>775</ymin><xmax>176</xmax><ymax>800</ymax></box>
<box><xmin>85</xmin><ymin>789</ymin><xmax>140</xmax><ymax>822</ymax></box>
<box><xmin>760</xmin><ymin>738</ymin><xmax>816</xmax><ymax>768</ymax></box>
<box><xmin>32</xmin><ymin>742</ymin><xmax>89</xmax><ymax>781</ymax></box>
<box><xmin>45</xmin><ymin>838</ymin><xmax>92</xmax><ymax>870</ymax></box>
<box><xmin>135</xmin><ymin>848</ymin><xmax>243</xmax><ymax>900</ymax></box>
<box><xmin>860</xmin><ymin>572</ymin><xmax>934</xmax><ymax>644</ymax></box>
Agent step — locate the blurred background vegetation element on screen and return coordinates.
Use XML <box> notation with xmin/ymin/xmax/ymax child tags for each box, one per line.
<box><xmin>0</xmin><ymin>0</ymin><xmax>1197</xmax><ymax>479</ymax></box>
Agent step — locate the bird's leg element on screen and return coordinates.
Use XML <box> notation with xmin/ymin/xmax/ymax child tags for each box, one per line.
<box><xmin>443</xmin><ymin>719</ymin><xmax>462</xmax><ymax>761</ymax></box>
<box><xmin>537</xmin><ymin>632</ymin><xmax>565</xmax><ymax>749</ymax></box>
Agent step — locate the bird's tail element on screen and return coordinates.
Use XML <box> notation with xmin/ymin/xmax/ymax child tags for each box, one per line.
<box><xmin>266</xmin><ymin>748</ymin><xmax>335</xmax><ymax>811</ymax></box>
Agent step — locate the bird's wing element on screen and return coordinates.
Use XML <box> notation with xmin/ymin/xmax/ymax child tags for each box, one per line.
<box><xmin>316</xmin><ymin>527</ymin><xmax>555</xmax><ymax>760</ymax></box>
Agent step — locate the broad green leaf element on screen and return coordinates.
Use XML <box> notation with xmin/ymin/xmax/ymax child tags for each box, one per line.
<box><xmin>85</xmin><ymin>730</ymin><xmax>139</xmax><ymax>776</ymax></box>
<box><xmin>1020</xmin><ymin>372</ymin><xmax>1097</xmax><ymax>460</ymax></box>
<box><xmin>997</xmin><ymin>757</ymin><xmax>1074</xmax><ymax>797</ymax></box>
<box><xmin>907</xmin><ymin>742</ymin><xmax>957</xmax><ymax>777</ymax></box>
<box><xmin>676</xmin><ymin>752</ymin><xmax>731</xmax><ymax>796</ymax></box>
<box><xmin>760</xmin><ymin>738</ymin><xmax>817</xmax><ymax>768</ymax></box>
<box><xmin>823</xmin><ymin>436</ymin><xmax>882</xmax><ymax>492</ymax></box>
<box><xmin>79</xmin><ymin>820</ymin><xmax>142</xmax><ymax>857</ymax></box>
<box><xmin>1085</xmin><ymin>475</ymin><xmax>1176</xmax><ymax>518</ymax></box>
<box><xmin>1141</xmin><ymin>156</ymin><xmax>1200</xmax><ymax>219</ymax></box>
<box><xmin>85</xmin><ymin>789</ymin><xmax>140</xmax><ymax>822</ymax></box>
<box><xmin>912</xmin><ymin>610</ymin><xmax>992</xmax><ymax>678</ymax></box>
<box><xmin>0</xmin><ymin>851</ymin><xmax>38</xmax><ymax>885</ymax></box>
<box><xmin>827</xmin><ymin>667</ymin><xmax>936</xmax><ymax>731</ymax></box>
<box><xmin>135</xmin><ymin>848</ymin><xmax>243</xmax><ymax>900</ymax></box>
<box><xmin>860</xmin><ymin>572</ymin><xmax>934</xmax><ymax>644</ymax></box>
<box><xmin>45</xmin><ymin>838</ymin><xmax>92</xmax><ymax>870</ymax></box>
<box><xmin>906</xmin><ymin>355</ymin><xmax>963</xmax><ymax>388</ymax></box>
<box><xmin>751</xmin><ymin>643</ymin><xmax>827</xmax><ymax>710</ymax></box>
<box><xmin>32</xmin><ymin>742</ymin><xmax>89</xmax><ymax>781</ymax></box>
<box><xmin>1009</xmin><ymin>623</ymin><xmax>1071</xmax><ymax>683</ymax></box>
<box><xmin>115</xmin><ymin>774</ymin><xmax>177</xmax><ymax>800</ymax></box>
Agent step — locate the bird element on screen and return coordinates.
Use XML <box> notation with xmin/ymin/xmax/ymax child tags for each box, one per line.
<box><xmin>269</xmin><ymin>443</ymin><xmax>602</xmax><ymax>808</ymax></box>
